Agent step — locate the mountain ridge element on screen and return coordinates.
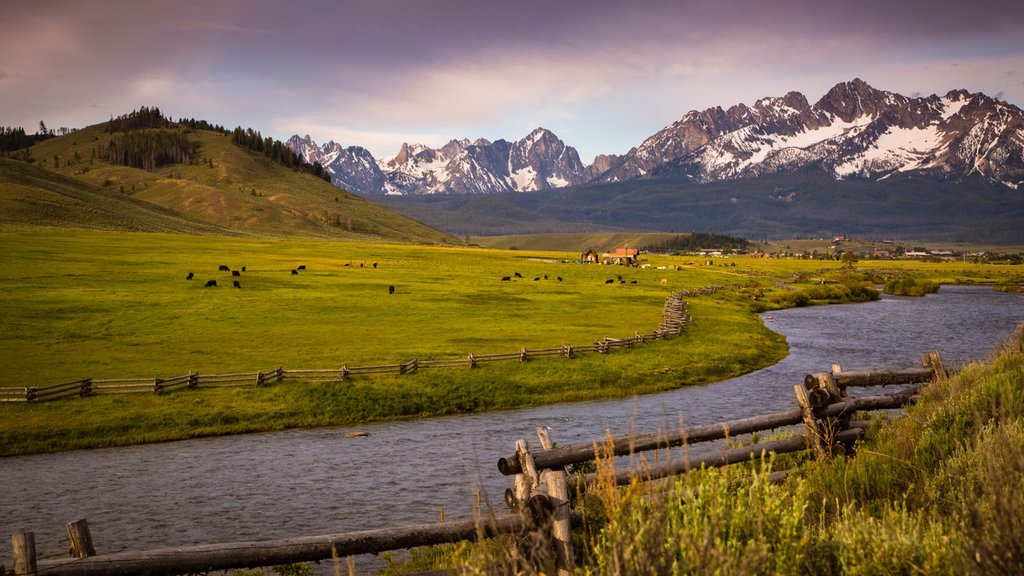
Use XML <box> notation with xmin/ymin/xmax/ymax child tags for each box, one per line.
<box><xmin>291</xmin><ymin>79</ymin><xmax>1024</xmax><ymax>195</ymax></box>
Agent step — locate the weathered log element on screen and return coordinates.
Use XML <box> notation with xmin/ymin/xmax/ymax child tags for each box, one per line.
<box><xmin>828</xmin><ymin>367</ymin><xmax>935</xmax><ymax>388</ymax></box>
<box><xmin>12</xmin><ymin>531</ymin><xmax>37</xmax><ymax>576</ymax></box>
<box><xmin>498</xmin><ymin>408</ymin><xmax>805</xmax><ymax>475</ymax></box>
<box><xmin>33</xmin><ymin>515</ymin><xmax>534</xmax><ymax>576</ymax></box>
<box><xmin>571</xmin><ymin>428</ymin><xmax>865</xmax><ymax>490</ymax></box>
<box><xmin>65</xmin><ymin>519</ymin><xmax>95</xmax><ymax>558</ymax></box>
<box><xmin>537</xmin><ymin>427</ymin><xmax>574</xmax><ymax>576</ymax></box>
<box><xmin>795</xmin><ymin>383</ymin><xmax>830</xmax><ymax>460</ymax></box>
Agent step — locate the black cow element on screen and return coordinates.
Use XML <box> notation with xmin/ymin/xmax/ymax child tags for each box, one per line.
<box><xmin>218</xmin><ymin>265</ymin><xmax>230</xmax><ymax>271</ymax></box>
<box><xmin>501</xmin><ymin>276</ymin><xmax>511</xmax><ymax>281</ymax></box>
<box><xmin>534</xmin><ymin>277</ymin><xmax>540</xmax><ymax>281</ymax></box>
<box><xmin>291</xmin><ymin>269</ymin><xmax>298</xmax><ymax>275</ymax></box>
<box><xmin>205</xmin><ymin>280</ymin><xmax>217</xmax><ymax>287</ymax></box>
<box><xmin>388</xmin><ymin>285</ymin><xmax>395</xmax><ymax>294</ymax></box>
<box><xmin>241</xmin><ymin>266</ymin><xmax>246</xmax><ymax>272</ymax></box>
<box><xmin>514</xmin><ymin>272</ymin><xmax>522</xmax><ymax>278</ymax></box>
<box><xmin>557</xmin><ymin>277</ymin><xmax>563</xmax><ymax>281</ymax></box>
<box><xmin>233</xmin><ymin>280</ymin><xmax>241</xmax><ymax>288</ymax></box>
<box><xmin>298</xmin><ymin>265</ymin><xmax>306</xmax><ymax>270</ymax></box>
<box><xmin>630</xmin><ymin>280</ymin><xmax>638</xmax><ymax>284</ymax></box>
<box><xmin>605</xmin><ymin>279</ymin><xmax>614</xmax><ymax>284</ymax></box>
<box><xmin>373</xmin><ymin>262</ymin><xmax>378</xmax><ymax>269</ymax></box>
<box><xmin>186</xmin><ymin>272</ymin><xmax>194</xmax><ymax>280</ymax></box>
<box><xmin>232</xmin><ymin>270</ymin><xmax>240</xmax><ymax>277</ymax></box>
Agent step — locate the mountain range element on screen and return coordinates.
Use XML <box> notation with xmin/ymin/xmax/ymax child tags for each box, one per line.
<box><xmin>289</xmin><ymin>79</ymin><xmax>1024</xmax><ymax>196</ymax></box>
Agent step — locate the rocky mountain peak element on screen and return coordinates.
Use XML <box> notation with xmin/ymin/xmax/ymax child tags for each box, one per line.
<box><xmin>289</xmin><ymin>79</ymin><xmax>1023</xmax><ymax>194</ymax></box>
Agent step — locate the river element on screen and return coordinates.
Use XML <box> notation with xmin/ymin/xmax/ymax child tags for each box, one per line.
<box><xmin>1</xmin><ymin>285</ymin><xmax>1022</xmax><ymax>570</ymax></box>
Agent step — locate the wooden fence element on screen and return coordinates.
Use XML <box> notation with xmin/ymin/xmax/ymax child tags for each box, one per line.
<box><xmin>0</xmin><ymin>292</ymin><xmax>694</xmax><ymax>403</ymax></box>
<box><xmin>5</xmin><ymin>353</ymin><xmax>944</xmax><ymax>576</ymax></box>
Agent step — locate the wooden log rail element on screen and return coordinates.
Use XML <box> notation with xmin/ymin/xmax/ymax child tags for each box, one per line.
<box><xmin>0</xmin><ymin>290</ymin><xmax>700</xmax><ymax>402</ymax></box>
<box><xmin>10</xmin><ymin>512</ymin><xmax>583</xmax><ymax>576</ymax></box>
<box><xmin>498</xmin><ymin>355</ymin><xmax>942</xmax><ymax>476</ymax></box>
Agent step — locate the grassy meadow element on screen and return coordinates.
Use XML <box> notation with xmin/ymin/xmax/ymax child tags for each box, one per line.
<box><xmin>0</xmin><ymin>229</ymin><xmax>1020</xmax><ymax>455</ymax></box>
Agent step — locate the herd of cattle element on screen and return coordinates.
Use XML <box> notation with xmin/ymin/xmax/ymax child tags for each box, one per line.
<box><xmin>186</xmin><ymin>262</ymin><xmax>395</xmax><ymax>293</ymax></box>
<box><xmin>500</xmin><ymin>271</ymin><xmax>640</xmax><ymax>285</ymax></box>
<box><xmin>186</xmin><ymin>263</ymin><xmax>644</xmax><ymax>293</ymax></box>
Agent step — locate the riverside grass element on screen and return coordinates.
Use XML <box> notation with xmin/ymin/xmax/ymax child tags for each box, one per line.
<box><xmin>417</xmin><ymin>327</ymin><xmax>1024</xmax><ymax>576</ymax></box>
<box><xmin>0</xmin><ymin>230</ymin><xmax>1018</xmax><ymax>456</ymax></box>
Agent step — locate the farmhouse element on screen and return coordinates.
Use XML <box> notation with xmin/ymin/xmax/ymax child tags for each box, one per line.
<box><xmin>603</xmin><ymin>248</ymin><xmax>640</xmax><ymax>266</ymax></box>
<box><xmin>580</xmin><ymin>249</ymin><xmax>599</xmax><ymax>263</ymax></box>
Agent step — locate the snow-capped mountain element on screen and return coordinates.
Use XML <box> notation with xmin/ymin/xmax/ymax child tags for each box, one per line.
<box><xmin>604</xmin><ymin>79</ymin><xmax>1024</xmax><ymax>189</ymax></box>
<box><xmin>290</xmin><ymin>79</ymin><xmax>1023</xmax><ymax>195</ymax></box>
<box><xmin>289</xmin><ymin>128</ymin><xmax>589</xmax><ymax>195</ymax></box>
<box><xmin>285</xmin><ymin>135</ymin><xmax>386</xmax><ymax>196</ymax></box>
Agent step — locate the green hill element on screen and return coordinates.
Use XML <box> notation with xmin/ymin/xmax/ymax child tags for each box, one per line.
<box><xmin>1</xmin><ymin>116</ymin><xmax>452</xmax><ymax>243</ymax></box>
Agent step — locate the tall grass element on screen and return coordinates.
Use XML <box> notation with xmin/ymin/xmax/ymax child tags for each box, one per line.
<box><xmin>449</xmin><ymin>326</ymin><xmax>1024</xmax><ymax>575</ymax></box>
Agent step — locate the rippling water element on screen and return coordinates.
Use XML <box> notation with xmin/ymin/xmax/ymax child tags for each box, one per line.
<box><xmin>2</xmin><ymin>285</ymin><xmax>1022</xmax><ymax>569</ymax></box>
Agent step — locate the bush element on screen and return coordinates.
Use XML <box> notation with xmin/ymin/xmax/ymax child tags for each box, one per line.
<box><xmin>883</xmin><ymin>277</ymin><xmax>940</xmax><ymax>296</ymax></box>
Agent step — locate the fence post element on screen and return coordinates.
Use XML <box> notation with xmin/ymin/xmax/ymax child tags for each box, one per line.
<box><xmin>519</xmin><ymin>348</ymin><xmax>528</xmax><ymax>363</ymax></box>
<box><xmin>255</xmin><ymin>371</ymin><xmax>265</xmax><ymax>386</ymax></box>
<box><xmin>340</xmin><ymin>365</ymin><xmax>349</xmax><ymax>380</ymax></box>
<box><xmin>189</xmin><ymin>372</ymin><xmax>199</xmax><ymax>388</ymax></box>
<box><xmin>794</xmin><ymin>383</ymin><xmax>830</xmax><ymax>460</ymax></box>
<box><xmin>65</xmin><ymin>518</ymin><xmax>96</xmax><ymax>558</ymax></box>
<box><xmin>81</xmin><ymin>377</ymin><xmax>92</xmax><ymax>397</ymax></box>
<box><xmin>26</xmin><ymin>387</ymin><xmax>38</xmax><ymax>402</ymax></box>
<box><xmin>922</xmin><ymin>350</ymin><xmax>946</xmax><ymax>381</ymax></box>
<box><xmin>154</xmin><ymin>377</ymin><xmax>164</xmax><ymax>393</ymax></box>
<box><xmin>468</xmin><ymin>353</ymin><xmax>477</xmax><ymax>369</ymax></box>
<box><xmin>275</xmin><ymin>367</ymin><xmax>284</xmax><ymax>383</ymax></box>
<box><xmin>536</xmin><ymin>427</ymin><xmax>575</xmax><ymax>576</ymax></box>
<box><xmin>12</xmin><ymin>531</ymin><xmax>37</xmax><ymax>576</ymax></box>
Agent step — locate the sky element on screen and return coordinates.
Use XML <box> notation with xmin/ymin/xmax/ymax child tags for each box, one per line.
<box><xmin>3</xmin><ymin>0</ymin><xmax>1023</xmax><ymax>163</ymax></box>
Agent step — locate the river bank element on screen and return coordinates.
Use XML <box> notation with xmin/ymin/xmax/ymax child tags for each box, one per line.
<box><xmin>2</xmin><ymin>285</ymin><xmax>1021</xmax><ymax>568</ymax></box>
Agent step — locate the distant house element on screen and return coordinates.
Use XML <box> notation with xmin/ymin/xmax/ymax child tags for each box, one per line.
<box><xmin>580</xmin><ymin>249</ymin><xmax>599</xmax><ymax>263</ymax></box>
<box><xmin>602</xmin><ymin>248</ymin><xmax>640</xmax><ymax>266</ymax></box>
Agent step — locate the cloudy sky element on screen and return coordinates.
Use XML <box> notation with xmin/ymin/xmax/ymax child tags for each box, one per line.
<box><xmin>3</xmin><ymin>0</ymin><xmax>1023</xmax><ymax>162</ymax></box>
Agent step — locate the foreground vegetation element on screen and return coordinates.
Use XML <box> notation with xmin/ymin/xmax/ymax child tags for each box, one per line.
<box><xmin>0</xmin><ymin>230</ymin><xmax>1020</xmax><ymax>456</ymax></box>
<box><xmin>400</xmin><ymin>326</ymin><xmax>1024</xmax><ymax>575</ymax></box>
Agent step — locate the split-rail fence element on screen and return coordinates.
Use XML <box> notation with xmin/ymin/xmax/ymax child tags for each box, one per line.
<box><xmin>5</xmin><ymin>352</ymin><xmax>945</xmax><ymax>576</ymax></box>
<box><xmin>0</xmin><ymin>292</ymin><xmax>695</xmax><ymax>403</ymax></box>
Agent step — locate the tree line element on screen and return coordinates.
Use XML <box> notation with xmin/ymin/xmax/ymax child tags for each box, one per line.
<box><xmin>0</xmin><ymin>126</ymin><xmax>54</xmax><ymax>153</ymax></box>
<box><xmin>641</xmin><ymin>232</ymin><xmax>751</xmax><ymax>253</ymax></box>
<box><xmin>230</xmin><ymin>127</ymin><xmax>330</xmax><ymax>182</ymax></box>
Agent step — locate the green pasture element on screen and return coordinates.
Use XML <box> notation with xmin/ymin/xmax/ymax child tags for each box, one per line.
<box><xmin>0</xmin><ymin>230</ymin><xmax>1019</xmax><ymax>455</ymax></box>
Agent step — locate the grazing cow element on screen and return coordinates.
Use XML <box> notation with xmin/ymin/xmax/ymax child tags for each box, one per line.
<box><xmin>186</xmin><ymin>272</ymin><xmax>194</xmax><ymax>280</ymax></box>
<box><xmin>388</xmin><ymin>285</ymin><xmax>395</xmax><ymax>294</ymax></box>
<box><xmin>534</xmin><ymin>277</ymin><xmax>540</xmax><ymax>281</ymax></box>
<box><xmin>242</xmin><ymin>266</ymin><xmax>246</xmax><ymax>272</ymax></box>
<box><xmin>557</xmin><ymin>276</ymin><xmax>563</xmax><ymax>281</ymax></box>
<box><xmin>501</xmin><ymin>276</ymin><xmax>511</xmax><ymax>281</ymax></box>
<box><xmin>514</xmin><ymin>272</ymin><xmax>522</xmax><ymax>278</ymax></box>
<box><xmin>233</xmin><ymin>280</ymin><xmax>241</xmax><ymax>288</ymax></box>
<box><xmin>298</xmin><ymin>265</ymin><xmax>306</xmax><ymax>270</ymax></box>
<box><xmin>232</xmin><ymin>270</ymin><xmax>240</xmax><ymax>277</ymax></box>
<box><xmin>605</xmin><ymin>279</ymin><xmax>614</xmax><ymax>284</ymax></box>
<box><xmin>373</xmin><ymin>262</ymin><xmax>378</xmax><ymax>269</ymax></box>
<box><xmin>218</xmin><ymin>265</ymin><xmax>230</xmax><ymax>271</ymax></box>
<box><xmin>205</xmin><ymin>280</ymin><xmax>217</xmax><ymax>287</ymax></box>
<box><xmin>291</xmin><ymin>269</ymin><xmax>298</xmax><ymax>275</ymax></box>
<box><xmin>360</xmin><ymin>263</ymin><xmax>364</xmax><ymax>267</ymax></box>
<box><xmin>630</xmin><ymin>280</ymin><xmax>638</xmax><ymax>284</ymax></box>
<box><xmin>544</xmin><ymin>275</ymin><xmax>548</xmax><ymax>280</ymax></box>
